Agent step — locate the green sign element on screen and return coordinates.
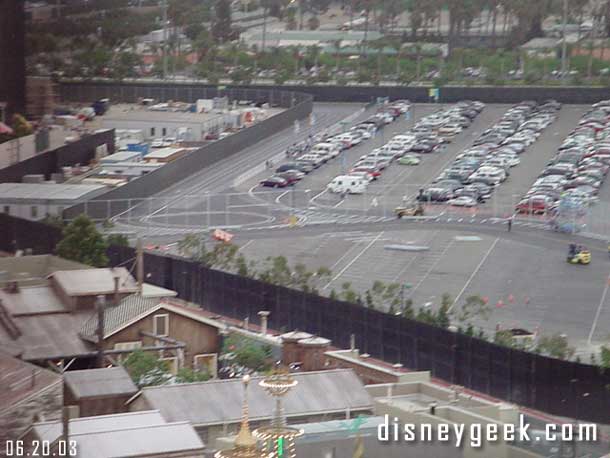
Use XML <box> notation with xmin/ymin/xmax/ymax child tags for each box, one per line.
<box><xmin>277</xmin><ymin>437</ymin><xmax>284</xmax><ymax>457</ymax></box>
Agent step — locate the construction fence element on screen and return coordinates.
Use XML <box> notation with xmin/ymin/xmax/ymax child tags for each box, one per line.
<box><xmin>2</xmin><ymin>212</ymin><xmax>606</xmax><ymax>424</ymax></box>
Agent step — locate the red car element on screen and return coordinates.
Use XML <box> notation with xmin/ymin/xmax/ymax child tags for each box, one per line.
<box><xmin>515</xmin><ymin>196</ymin><xmax>554</xmax><ymax>214</ymax></box>
<box><xmin>260</xmin><ymin>176</ymin><xmax>289</xmax><ymax>188</ymax></box>
<box><xmin>350</xmin><ymin>166</ymin><xmax>382</xmax><ymax>179</ymax></box>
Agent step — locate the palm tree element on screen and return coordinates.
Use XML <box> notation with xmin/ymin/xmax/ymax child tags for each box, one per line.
<box><xmin>333</xmin><ymin>39</ymin><xmax>342</xmax><ymax>73</ymax></box>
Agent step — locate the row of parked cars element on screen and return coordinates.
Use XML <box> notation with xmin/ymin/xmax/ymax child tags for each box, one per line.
<box><xmin>326</xmin><ymin>101</ymin><xmax>485</xmax><ymax>194</ymax></box>
<box><xmin>420</xmin><ymin>100</ymin><xmax>560</xmax><ymax>207</ymax></box>
<box><xmin>516</xmin><ymin>99</ymin><xmax>610</xmax><ymax>214</ymax></box>
<box><xmin>260</xmin><ymin>100</ymin><xmax>412</xmax><ymax>188</ymax></box>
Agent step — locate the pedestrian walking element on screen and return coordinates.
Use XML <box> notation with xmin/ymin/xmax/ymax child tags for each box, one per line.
<box><xmin>507</xmin><ymin>216</ymin><xmax>512</xmax><ymax>232</ymax></box>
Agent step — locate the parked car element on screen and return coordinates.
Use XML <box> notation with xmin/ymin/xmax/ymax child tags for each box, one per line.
<box><xmin>327</xmin><ymin>175</ymin><xmax>368</xmax><ymax>194</ymax></box>
<box><xmin>260</xmin><ymin>176</ymin><xmax>289</xmax><ymax>188</ymax></box>
<box><xmin>398</xmin><ymin>155</ymin><xmax>421</xmax><ymax>166</ymax></box>
<box><xmin>447</xmin><ymin>196</ymin><xmax>478</xmax><ymax>207</ymax></box>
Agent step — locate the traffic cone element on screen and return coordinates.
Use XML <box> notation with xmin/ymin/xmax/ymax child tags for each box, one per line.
<box><xmin>508</xmin><ymin>294</ymin><xmax>515</xmax><ymax>303</ymax></box>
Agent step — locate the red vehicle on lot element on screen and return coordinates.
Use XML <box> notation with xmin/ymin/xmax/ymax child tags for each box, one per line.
<box><xmin>515</xmin><ymin>195</ymin><xmax>555</xmax><ymax>214</ymax></box>
<box><xmin>350</xmin><ymin>165</ymin><xmax>382</xmax><ymax>179</ymax></box>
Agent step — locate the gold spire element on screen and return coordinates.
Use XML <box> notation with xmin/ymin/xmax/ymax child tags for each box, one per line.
<box><xmin>234</xmin><ymin>374</ymin><xmax>257</xmax><ymax>451</ymax></box>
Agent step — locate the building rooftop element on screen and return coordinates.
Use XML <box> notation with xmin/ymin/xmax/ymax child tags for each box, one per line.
<box><xmin>144</xmin><ymin>147</ymin><xmax>186</xmax><ymax>159</ymax></box>
<box><xmin>0</xmin><ymin>285</ymin><xmax>68</xmax><ymax>316</ymax></box>
<box><xmin>32</xmin><ymin>410</ymin><xmax>166</xmax><ymax>443</ymax></box>
<box><xmin>0</xmin><ymin>255</ymin><xmax>88</xmax><ymax>286</ymax></box>
<box><xmin>73</xmin><ymin>421</ymin><xmax>205</xmax><ymax>458</ymax></box>
<box><xmin>32</xmin><ymin>411</ymin><xmax>205</xmax><ymax>457</ymax></box>
<box><xmin>0</xmin><ymin>183</ymin><xmax>107</xmax><ymax>201</ymax></box>
<box><xmin>100</xmin><ymin>151</ymin><xmax>142</xmax><ymax>163</ymax></box>
<box><xmin>521</xmin><ymin>37</ymin><xmax>560</xmax><ymax>49</ymax></box>
<box><xmin>0</xmin><ymin>311</ymin><xmax>94</xmax><ymax>361</ymax></box>
<box><xmin>0</xmin><ymin>350</ymin><xmax>61</xmax><ymax>413</ymax></box>
<box><xmin>100</xmin><ymin>104</ymin><xmax>224</xmax><ymax>124</ymax></box>
<box><xmin>63</xmin><ymin>367</ymin><xmax>138</xmax><ymax>400</ymax></box>
<box><xmin>80</xmin><ymin>295</ymin><xmax>162</xmax><ymax>343</ymax></box>
<box><xmin>49</xmin><ymin>267</ymin><xmax>139</xmax><ymax>297</ymax></box>
<box><xmin>132</xmin><ymin>369</ymin><xmax>373</xmax><ymax>426</ymax></box>
<box><xmin>80</xmin><ymin>296</ymin><xmax>224</xmax><ymax>343</ymax></box>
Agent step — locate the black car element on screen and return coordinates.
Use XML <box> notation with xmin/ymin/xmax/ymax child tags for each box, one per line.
<box><xmin>276</xmin><ymin>163</ymin><xmax>313</xmax><ymax>174</ymax></box>
<box><xmin>417</xmin><ymin>188</ymin><xmax>452</xmax><ymax>202</ymax></box>
<box><xmin>410</xmin><ymin>143</ymin><xmax>434</xmax><ymax>154</ymax></box>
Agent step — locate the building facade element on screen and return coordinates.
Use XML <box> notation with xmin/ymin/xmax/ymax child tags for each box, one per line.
<box><xmin>0</xmin><ymin>0</ymin><xmax>26</xmax><ymax>121</ymax></box>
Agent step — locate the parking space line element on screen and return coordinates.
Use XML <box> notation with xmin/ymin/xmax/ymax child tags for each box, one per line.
<box><xmin>323</xmin><ymin>231</ymin><xmax>384</xmax><ymax>290</ymax></box>
<box><xmin>449</xmin><ymin>237</ymin><xmax>500</xmax><ymax>312</ymax></box>
<box><xmin>588</xmin><ymin>272</ymin><xmax>610</xmax><ymax>344</ymax></box>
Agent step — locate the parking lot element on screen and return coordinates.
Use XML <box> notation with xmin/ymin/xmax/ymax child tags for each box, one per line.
<box><xmin>115</xmin><ymin>100</ymin><xmax>610</xmax><ymax>353</ymax></box>
<box><xmin>230</xmin><ymin>223</ymin><xmax>610</xmax><ymax>354</ymax></box>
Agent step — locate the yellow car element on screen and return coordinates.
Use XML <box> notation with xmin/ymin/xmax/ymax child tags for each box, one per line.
<box><xmin>567</xmin><ymin>249</ymin><xmax>591</xmax><ymax>265</ymax></box>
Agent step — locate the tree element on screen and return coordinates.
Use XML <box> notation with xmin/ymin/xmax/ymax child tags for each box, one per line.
<box><xmin>436</xmin><ymin>293</ymin><xmax>452</xmax><ymax>329</ymax></box>
<box><xmin>452</xmin><ymin>294</ymin><xmax>490</xmax><ymax>325</ymax></box>
<box><xmin>307</xmin><ymin>16</ymin><xmax>320</xmax><ymax>30</ymax></box>
<box><xmin>12</xmin><ymin>114</ymin><xmax>33</xmax><ymax>138</ymax></box>
<box><xmin>222</xmin><ymin>334</ymin><xmax>272</xmax><ymax>372</ymax></box>
<box><xmin>175</xmin><ymin>367</ymin><xmax>211</xmax><ymax>383</ymax></box>
<box><xmin>366</xmin><ymin>281</ymin><xmax>402</xmax><ymax>310</ymax></box>
<box><xmin>212</xmin><ymin>0</ymin><xmax>233</xmax><ymax>43</ymax></box>
<box><xmin>123</xmin><ymin>349</ymin><xmax>172</xmax><ymax>387</ymax></box>
<box><xmin>339</xmin><ymin>281</ymin><xmax>360</xmax><ymax>303</ymax></box>
<box><xmin>494</xmin><ymin>329</ymin><xmax>515</xmax><ymax>347</ymax></box>
<box><xmin>600</xmin><ymin>346</ymin><xmax>610</xmax><ymax>368</ymax></box>
<box><xmin>177</xmin><ymin>233</ymin><xmax>202</xmax><ymax>258</ymax></box>
<box><xmin>106</xmin><ymin>233</ymin><xmax>129</xmax><ymax>246</ymax></box>
<box><xmin>56</xmin><ymin>214</ymin><xmax>108</xmax><ymax>267</ymax></box>
<box><xmin>536</xmin><ymin>333</ymin><xmax>575</xmax><ymax>360</ymax></box>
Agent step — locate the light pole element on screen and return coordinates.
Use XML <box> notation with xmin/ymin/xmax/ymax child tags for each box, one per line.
<box><xmin>162</xmin><ymin>0</ymin><xmax>168</xmax><ymax>80</ymax></box>
<box><xmin>561</xmin><ymin>0</ymin><xmax>569</xmax><ymax>80</ymax></box>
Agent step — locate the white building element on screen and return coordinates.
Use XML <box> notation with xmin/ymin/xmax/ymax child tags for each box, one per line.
<box><xmin>0</xmin><ymin>183</ymin><xmax>107</xmax><ymax>220</ymax></box>
<box><xmin>99</xmin><ymin>162</ymin><xmax>162</xmax><ymax>177</ymax></box>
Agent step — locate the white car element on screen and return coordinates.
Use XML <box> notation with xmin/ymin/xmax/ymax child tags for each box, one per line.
<box><xmin>495</xmin><ymin>154</ymin><xmax>520</xmax><ymax>167</ymax></box>
<box><xmin>351</xmin><ymin>127</ymin><xmax>372</xmax><ymax>139</ymax></box>
<box><xmin>447</xmin><ymin>196</ymin><xmax>478</xmax><ymax>207</ymax></box>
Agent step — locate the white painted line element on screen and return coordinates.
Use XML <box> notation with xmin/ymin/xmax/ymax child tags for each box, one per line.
<box><xmin>334</xmin><ymin>199</ymin><xmax>345</xmax><ymax>208</ymax></box>
<box><xmin>458</xmin><ymin>218</ymin><xmax>463</xmax><ymax>223</ymax></box>
<box><xmin>238</xmin><ymin>240</ymin><xmax>254</xmax><ymax>252</ymax></box>
<box><xmin>323</xmin><ymin>231</ymin><xmax>384</xmax><ymax>290</ymax></box>
<box><xmin>449</xmin><ymin>237</ymin><xmax>500</xmax><ymax>313</ymax></box>
<box><xmin>588</xmin><ymin>273</ymin><xmax>610</xmax><ymax>344</ymax></box>
<box><xmin>275</xmin><ymin>190</ymin><xmax>290</xmax><ymax>204</ymax></box>
<box><xmin>310</xmin><ymin>188</ymin><xmax>328</xmax><ymax>203</ymax></box>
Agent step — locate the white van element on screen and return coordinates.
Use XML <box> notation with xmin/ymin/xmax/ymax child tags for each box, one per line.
<box><xmin>327</xmin><ymin>175</ymin><xmax>368</xmax><ymax>194</ymax></box>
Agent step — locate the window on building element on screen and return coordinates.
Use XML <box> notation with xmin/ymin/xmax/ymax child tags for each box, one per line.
<box><xmin>150</xmin><ymin>127</ymin><xmax>156</xmax><ymax>136</ymax></box>
<box><xmin>30</xmin><ymin>206</ymin><xmax>38</xmax><ymax>218</ymax></box>
<box><xmin>3</xmin><ymin>206</ymin><xmax>9</xmax><ymax>215</ymax></box>
<box><xmin>194</xmin><ymin>354</ymin><xmax>218</xmax><ymax>378</ymax></box>
<box><xmin>153</xmin><ymin>314</ymin><xmax>169</xmax><ymax>336</ymax></box>
<box><xmin>162</xmin><ymin>127</ymin><xmax>167</xmax><ymax>136</ymax></box>
<box><xmin>114</xmin><ymin>341</ymin><xmax>142</xmax><ymax>362</ymax></box>
<box><xmin>160</xmin><ymin>356</ymin><xmax>178</xmax><ymax>374</ymax></box>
